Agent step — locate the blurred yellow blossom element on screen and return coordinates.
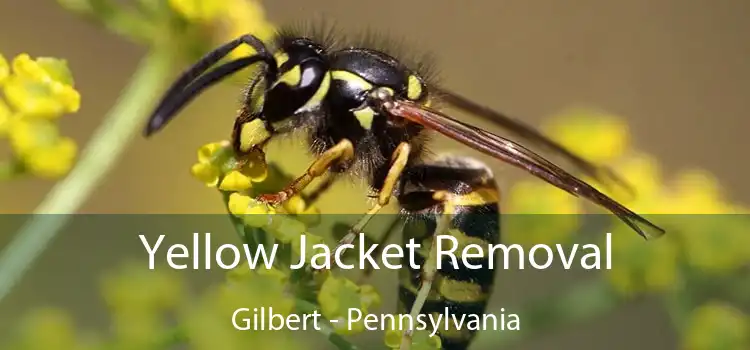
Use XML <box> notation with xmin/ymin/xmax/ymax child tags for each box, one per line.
<box><xmin>168</xmin><ymin>0</ymin><xmax>227</xmax><ymax>23</ymax></box>
<box><xmin>604</xmin><ymin>228</ymin><xmax>680</xmax><ymax>296</ymax></box>
<box><xmin>673</xmin><ymin>212</ymin><xmax>750</xmax><ymax>274</ymax></box>
<box><xmin>543</xmin><ymin>108</ymin><xmax>630</xmax><ymax>164</ymax></box>
<box><xmin>183</xmin><ymin>268</ymin><xmax>297</xmax><ymax>350</ymax></box>
<box><xmin>504</xmin><ymin>180</ymin><xmax>581</xmax><ymax>246</ymax></box>
<box><xmin>22</xmin><ymin>135</ymin><xmax>77</xmax><ymax>178</ymax></box>
<box><xmin>318</xmin><ymin>275</ymin><xmax>381</xmax><ymax>334</ymax></box>
<box><xmin>5</xmin><ymin>54</ymin><xmax>80</xmax><ymax>118</ymax></box>
<box><xmin>0</xmin><ymin>54</ymin><xmax>8</xmax><ymax>84</ymax></box>
<box><xmin>166</xmin><ymin>0</ymin><xmax>277</xmax><ymax>60</ymax></box>
<box><xmin>189</xmin><ymin>140</ymin><xmax>267</xmax><ymax>190</ymax></box>
<box><xmin>218</xmin><ymin>0</ymin><xmax>277</xmax><ymax>59</ymax></box>
<box><xmin>292</xmin><ymin>231</ymin><xmax>325</xmax><ymax>265</ymax></box>
<box><xmin>13</xmin><ymin>308</ymin><xmax>81</xmax><ymax>350</ymax></box>
<box><xmin>267</xmin><ymin>215</ymin><xmax>307</xmax><ymax>243</ymax></box>
<box><xmin>7</xmin><ymin>118</ymin><xmax>77</xmax><ymax>178</ymax></box>
<box><xmin>0</xmin><ymin>99</ymin><xmax>11</xmax><ymax>135</ymax></box>
<box><xmin>684</xmin><ymin>302</ymin><xmax>749</xmax><ymax>350</ymax></box>
<box><xmin>101</xmin><ymin>262</ymin><xmax>184</xmax><ymax>314</ymax></box>
<box><xmin>0</xmin><ymin>52</ymin><xmax>79</xmax><ymax>180</ymax></box>
<box><xmin>600</xmin><ymin>153</ymin><xmax>664</xmax><ymax>207</ymax></box>
<box><xmin>384</xmin><ymin>322</ymin><xmax>442</xmax><ymax>350</ymax></box>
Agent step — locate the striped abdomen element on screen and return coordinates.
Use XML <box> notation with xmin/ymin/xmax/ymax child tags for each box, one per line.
<box><xmin>397</xmin><ymin>156</ymin><xmax>500</xmax><ymax>350</ymax></box>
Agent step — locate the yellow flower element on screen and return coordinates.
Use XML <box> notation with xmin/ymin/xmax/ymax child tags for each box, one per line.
<box><xmin>219</xmin><ymin>0</ymin><xmax>277</xmax><ymax>60</ymax></box>
<box><xmin>190</xmin><ymin>141</ymin><xmax>268</xmax><ymax>192</ymax></box>
<box><xmin>0</xmin><ymin>53</ymin><xmax>80</xmax><ymax>180</ymax></box>
<box><xmin>267</xmin><ymin>215</ymin><xmax>307</xmax><ymax>243</ymax></box>
<box><xmin>596</xmin><ymin>153</ymin><xmax>664</xmax><ymax>208</ymax></box>
<box><xmin>4</xmin><ymin>54</ymin><xmax>80</xmax><ymax>118</ymax></box>
<box><xmin>101</xmin><ymin>262</ymin><xmax>184</xmax><ymax>314</ymax></box>
<box><xmin>674</xmin><ymin>211</ymin><xmax>750</xmax><ymax>274</ymax></box>
<box><xmin>191</xmin><ymin>162</ymin><xmax>220</xmax><ymax>186</ymax></box>
<box><xmin>190</xmin><ymin>141</ymin><xmax>267</xmax><ymax>190</ymax></box>
<box><xmin>168</xmin><ymin>0</ymin><xmax>227</xmax><ymax>23</ymax></box>
<box><xmin>667</xmin><ymin>170</ymin><xmax>732</xmax><ymax>214</ymax></box>
<box><xmin>183</xmin><ymin>272</ymin><xmax>297</xmax><ymax>350</ymax></box>
<box><xmin>0</xmin><ymin>98</ymin><xmax>12</xmax><ymax>135</ymax></box>
<box><xmin>604</xmin><ymin>228</ymin><xmax>680</xmax><ymax>296</ymax></box>
<box><xmin>218</xmin><ymin>170</ymin><xmax>253</xmax><ymax>191</ymax></box>
<box><xmin>236</xmin><ymin>146</ymin><xmax>268</xmax><ymax>182</ymax></box>
<box><xmin>227</xmin><ymin>192</ymin><xmax>276</xmax><ymax>227</ymax></box>
<box><xmin>292</xmin><ymin>232</ymin><xmax>325</xmax><ymax>266</ymax></box>
<box><xmin>23</xmin><ymin>136</ymin><xmax>77</xmax><ymax>178</ymax></box>
<box><xmin>506</xmin><ymin>180</ymin><xmax>581</xmax><ymax>215</ymax></box>
<box><xmin>7</xmin><ymin>118</ymin><xmax>78</xmax><ymax>178</ymax></box>
<box><xmin>684</xmin><ymin>302</ymin><xmax>749</xmax><ymax>350</ymax></box>
<box><xmin>504</xmin><ymin>180</ymin><xmax>581</xmax><ymax>246</ymax></box>
<box><xmin>0</xmin><ymin>53</ymin><xmax>8</xmax><ymax>85</ymax></box>
<box><xmin>318</xmin><ymin>275</ymin><xmax>381</xmax><ymax>335</ymax></box>
<box><xmin>384</xmin><ymin>320</ymin><xmax>442</xmax><ymax>350</ymax></box>
<box><xmin>15</xmin><ymin>308</ymin><xmax>79</xmax><ymax>350</ymax></box>
<box><xmin>542</xmin><ymin>108</ymin><xmax>630</xmax><ymax>164</ymax></box>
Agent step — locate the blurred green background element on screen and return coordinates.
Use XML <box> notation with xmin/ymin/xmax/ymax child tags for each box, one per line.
<box><xmin>0</xmin><ymin>0</ymin><xmax>748</xmax><ymax>349</ymax></box>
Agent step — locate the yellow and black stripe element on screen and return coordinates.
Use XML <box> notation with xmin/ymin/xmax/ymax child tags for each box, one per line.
<box><xmin>397</xmin><ymin>156</ymin><xmax>500</xmax><ymax>350</ymax></box>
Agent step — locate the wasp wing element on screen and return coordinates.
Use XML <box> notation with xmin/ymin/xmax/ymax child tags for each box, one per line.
<box><xmin>383</xmin><ymin>98</ymin><xmax>665</xmax><ymax>239</ymax></box>
<box><xmin>434</xmin><ymin>88</ymin><xmax>634</xmax><ymax>196</ymax></box>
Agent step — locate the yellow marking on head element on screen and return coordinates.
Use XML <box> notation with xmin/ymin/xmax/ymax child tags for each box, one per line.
<box><xmin>276</xmin><ymin>65</ymin><xmax>301</xmax><ymax>87</ymax></box>
<box><xmin>407</xmin><ymin>75</ymin><xmax>423</xmax><ymax>100</ymax></box>
<box><xmin>299</xmin><ymin>73</ymin><xmax>331</xmax><ymax>111</ymax></box>
<box><xmin>450</xmin><ymin>188</ymin><xmax>500</xmax><ymax>206</ymax></box>
<box><xmin>239</xmin><ymin>119</ymin><xmax>271</xmax><ymax>152</ymax></box>
<box><xmin>353</xmin><ymin>107</ymin><xmax>376</xmax><ymax>129</ymax></box>
<box><xmin>437</xmin><ymin>279</ymin><xmax>488</xmax><ymax>303</ymax></box>
<box><xmin>332</xmin><ymin>70</ymin><xmax>374</xmax><ymax>90</ymax></box>
<box><xmin>274</xmin><ymin>51</ymin><xmax>289</xmax><ymax>67</ymax></box>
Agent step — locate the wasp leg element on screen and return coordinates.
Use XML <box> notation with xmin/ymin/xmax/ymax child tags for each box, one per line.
<box><xmin>400</xmin><ymin>192</ymin><xmax>455</xmax><ymax>350</ymax></box>
<box><xmin>357</xmin><ymin>217</ymin><xmax>402</xmax><ymax>284</ymax></box>
<box><xmin>329</xmin><ymin>142</ymin><xmax>412</xmax><ymax>258</ymax></box>
<box><xmin>257</xmin><ymin>139</ymin><xmax>355</xmax><ymax>205</ymax></box>
<box><xmin>302</xmin><ymin>172</ymin><xmax>340</xmax><ymax>208</ymax></box>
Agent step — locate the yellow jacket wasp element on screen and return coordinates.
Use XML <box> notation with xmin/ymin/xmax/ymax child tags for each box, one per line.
<box><xmin>144</xmin><ymin>24</ymin><xmax>665</xmax><ymax>350</ymax></box>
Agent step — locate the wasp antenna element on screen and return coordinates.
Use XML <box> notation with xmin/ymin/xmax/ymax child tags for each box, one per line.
<box><xmin>145</xmin><ymin>56</ymin><xmax>271</xmax><ymax>136</ymax></box>
<box><xmin>144</xmin><ymin>35</ymin><xmax>276</xmax><ymax>137</ymax></box>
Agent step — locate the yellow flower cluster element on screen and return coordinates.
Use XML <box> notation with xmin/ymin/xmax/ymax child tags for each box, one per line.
<box><xmin>684</xmin><ymin>301</ymin><xmax>749</xmax><ymax>350</ymax></box>
<box><xmin>0</xmin><ymin>53</ymin><xmax>80</xmax><ymax>179</ymax></box>
<box><xmin>317</xmin><ymin>275</ymin><xmax>381</xmax><ymax>334</ymax></box>
<box><xmin>7</xmin><ymin>307</ymin><xmax>97</xmax><ymax>350</ymax></box>
<box><xmin>101</xmin><ymin>263</ymin><xmax>185</xmax><ymax>348</ymax></box>
<box><xmin>183</xmin><ymin>266</ymin><xmax>299</xmax><ymax>349</ymax></box>
<box><xmin>382</xmin><ymin>307</ymin><xmax>444</xmax><ymax>350</ymax></box>
<box><xmin>190</xmin><ymin>140</ymin><xmax>381</xmax><ymax>341</ymax></box>
<box><xmin>190</xmin><ymin>141</ymin><xmax>268</xmax><ymax>191</ymax></box>
<box><xmin>384</xmin><ymin>326</ymin><xmax>442</xmax><ymax>350</ymax></box>
<box><xmin>168</xmin><ymin>0</ymin><xmax>277</xmax><ymax>59</ymax></box>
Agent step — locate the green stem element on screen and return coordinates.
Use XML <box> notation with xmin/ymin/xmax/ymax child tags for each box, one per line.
<box><xmin>0</xmin><ymin>50</ymin><xmax>173</xmax><ymax>303</ymax></box>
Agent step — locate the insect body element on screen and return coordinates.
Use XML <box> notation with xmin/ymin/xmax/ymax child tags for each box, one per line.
<box><xmin>144</xmin><ymin>24</ymin><xmax>665</xmax><ymax>349</ymax></box>
<box><xmin>397</xmin><ymin>156</ymin><xmax>500</xmax><ymax>349</ymax></box>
